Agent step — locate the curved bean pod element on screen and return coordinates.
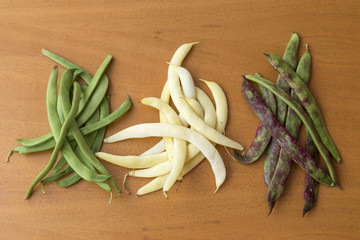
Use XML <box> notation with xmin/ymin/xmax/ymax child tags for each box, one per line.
<box><xmin>170</xmin><ymin>42</ymin><xmax>200</xmax><ymax>66</ymax></box>
<box><xmin>48</xmin><ymin>69</ymin><xmax>110</xmax><ymax>183</ymax></box>
<box><xmin>104</xmin><ymin>123</ymin><xmax>226</xmax><ymax>192</ymax></box>
<box><xmin>60</xmin><ymin>73</ymin><xmax>120</xmax><ymax>194</ymax></box>
<box><xmin>303</xmin><ymin>129</ymin><xmax>319</xmax><ymax>216</ymax></box>
<box><xmin>167</xmin><ymin>65</ymin><xmax>243</xmax><ymax>150</ymax></box>
<box><xmin>264</xmin><ymin>33</ymin><xmax>299</xmax><ymax>186</ymax></box>
<box><xmin>241</xmin><ymin>78</ymin><xmax>334</xmax><ymax>187</ymax></box>
<box><xmin>265</xmin><ymin>52</ymin><xmax>340</xmax><ymax>162</ymax></box>
<box><xmin>140</xmin><ymin>140</ymin><xmax>165</xmax><ymax>156</ymax></box>
<box><xmin>128</xmin><ymin>87</ymin><xmax>217</xmax><ymax>179</ymax></box>
<box><xmin>54</xmin><ymin>98</ymin><xmax>111</xmax><ymax>191</ymax></box>
<box><xmin>17</xmin><ymin>51</ymin><xmax>111</xmax><ymax>147</ymax></box>
<box><xmin>25</xmin><ymin>69</ymin><xmax>81</xmax><ymax>199</ymax></box>
<box><xmin>51</xmin><ymin>107</ymin><xmax>100</xmax><ymax>174</ymax></box>
<box><xmin>141</xmin><ymin>43</ymin><xmax>199</xmax><ymax>156</ymax></box>
<box><xmin>267</xmin><ymin>48</ymin><xmax>312</xmax><ymax>213</ymax></box>
<box><xmin>137</xmin><ymin>82</ymin><xmax>227</xmax><ymax>195</ymax></box>
<box><xmin>140</xmin><ymin>97</ymin><xmax>187</xmax><ymax>193</ymax></box>
<box><xmin>233</xmin><ymin>84</ymin><xmax>276</xmax><ymax>164</ymax></box>
<box><xmin>244</xmin><ymin>74</ymin><xmax>338</xmax><ymax>185</ymax></box>
<box><xmin>12</xmin><ymin>96</ymin><xmax>131</xmax><ymax>154</ymax></box>
<box><xmin>96</xmin><ymin>151</ymin><xmax>168</xmax><ymax>169</ymax></box>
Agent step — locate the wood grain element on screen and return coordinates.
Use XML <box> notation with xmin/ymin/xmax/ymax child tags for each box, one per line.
<box><xmin>1</xmin><ymin>0</ymin><xmax>360</xmax><ymax>239</ymax></box>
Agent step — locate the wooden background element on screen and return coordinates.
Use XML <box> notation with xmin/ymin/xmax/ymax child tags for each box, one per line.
<box><xmin>0</xmin><ymin>1</ymin><xmax>359</xmax><ymax>239</ymax></box>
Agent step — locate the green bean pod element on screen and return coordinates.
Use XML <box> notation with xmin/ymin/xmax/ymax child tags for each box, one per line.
<box><xmin>54</xmin><ymin>173</ymin><xmax>82</xmax><ymax>187</ymax></box>
<box><xmin>17</xmin><ymin>51</ymin><xmax>111</xmax><ymax>147</ymax></box>
<box><xmin>44</xmin><ymin>108</ymin><xmax>100</xmax><ymax>181</ymax></box>
<box><xmin>60</xmin><ymin>74</ymin><xmax>120</xmax><ymax>195</ymax></box>
<box><xmin>55</xmin><ymin>133</ymin><xmax>111</xmax><ymax>193</ymax></box>
<box><xmin>245</xmin><ymin>74</ymin><xmax>338</xmax><ymax>185</ymax></box>
<box><xmin>25</xmin><ymin>68</ymin><xmax>81</xmax><ymax>199</ymax></box>
<box><xmin>77</xmin><ymin>55</ymin><xmax>112</xmax><ymax>115</ymax></box>
<box><xmin>75</xmin><ymin>75</ymin><xmax>109</xmax><ymax>126</ymax></box>
<box><xmin>91</xmin><ymin>96</ymin><xmax>110</xmax><ymax>154</ymax></box>
<box><xmin>41</xmin><ymin>164</ymin><xmax>74</xmax><ymax>184</ymax></box>
<box><xmin>63</xmin><ymin>97</ymin><xmax>114</xmax><ymax>196</ymax></box>
<box><xmin>48</xmin><ymin>69</ymin><xmax>110</xmax><ymax>183</ymax></box>
<box><xmin>265</xmin><ymin>52</ymin><xmax>340</xmax><ymax>162</ymax></box>
<box><xmin>52</xmin><ymin>119</ymin><xmax>100</xmax><ymax>186</ymax></box>
<box><xmin>12</xmin><ymin>97</ymin><xmax>131</xmax><ymax>154</ymax></box>
<box><xmin>264</xmin><ymin>32</ymin><xmax>300</xmax><ymax>186</ymax></box>
<box><xmin>51</xmin><ymin>143</ymin><xmax>73</xmax><ymax>173</ymax></box>
<box><xmin>17</xmin><ymin>74</ymin><xmax>108</xmax><ymax>148</ymax></box>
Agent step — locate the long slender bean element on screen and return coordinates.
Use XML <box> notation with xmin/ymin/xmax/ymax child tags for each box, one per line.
<box><xmin>17</xmin><ymin>51</ymin><xmax>111</xmax><ymax>147</ymax></box>
<box><xmin>48</xmin><ymin>69</ymin><xmax>110</xmax><ymax>183</ymax></box>
<box><xmin>244</xmin><ymin>74</ymin><xmax>338</xmax><ymax>185</ymax></box>
<box><xmin>43</xmin><ymin>108</ymin><xmax>100</xmax><ymax>182</ymax></box>
<box><xmin>41</xmin><ymin>49</ymin><xmax>90</xmax><ymax>77</ymax></box>
<box><xmin>265</xmin><ymin>52</ymin><xmax>340</xmax><ymax>162</ymax></box>
<box><xmin>55</xmin><ymin>136</ymin><xmax>111</xmax><ymax>194</ymax></box>
<box><xmin>90</xmin><ymin>96</ymin><xmax>110</xmax><ymax>154</ymax></box>
<box><xmin>77</xmin><ymin>55</ymin><xmax>112</xmax><ymax>114</ymax></box>
<box><xmin>12</xmin><ymin>96</ymin><xmax>131</xmax><ymax>154</ymax></box>
<box><xmin>52</xmin><ymin>104</ymin><xmax>99</xmax><ymax>173</ymax></box>
<box><xmin>60</xmin><ymin>75</ymin><xmax>120</xmax><ymax>194</ymax></box>
<box><xmin>53</xmin><ymin>112</ymin><xmax>103</xmax><ymax>187</ymax></box>
<box><xmin>303</xmin><ymin>129</ymin><xmax>319</xmax><ymax>216</ymax></box>
<box><xmin>52</xmin><ymin>106</ymin><xmax>99</xmax><ymax>173</ymax></box>
<box><xmin>233</xmin><ymin>85</ymin><xmax>276</xmax><ymax>164</ymax></box>
<box><xmin>57</xmin><ymin>71</ymin><xmax>84</xmax><ymax>124</ymax></box>
<box><xmin>241</xmin><ymin>78</ymin><xmax>333</xmax><ymax>186</ymax></box>
<box><xmin>52</xmin><ymin>150</ymin><xmax>70</xmax><ymax>173</ymax></box>
<box><xmin>264</xmin><ymin>33</ymin><xmax>300</xmax><ymax>186</ymax></box>
<box><xmin>42</xmin><ymin>164</ymin><xmax>74</xmax><ymax>184</ymax></box>
<box><xmin>267</xmin><ymin>48</ymin><xmax>311</xmax><ymax>213</ymax></box>
<box><xmin>17</xmin><ymin>73</ymin><xmax>108</xmax><ymax>148</ymax></box>
<box><xmin>263</xmin><ymin>138</ymin><xmax>280</xmax><ymax>186</ymax></box>
<box><xmin>25</xmin><ymin>68</ymin><xmax>81</xmax><ymax>199</ymax></box>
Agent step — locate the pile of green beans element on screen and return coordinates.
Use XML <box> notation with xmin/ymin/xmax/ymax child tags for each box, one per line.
<box><xmin>234</xmin><ymin>33</ymin><xmax>340</xmax><ymax>216</ymax></box>
<box><xmin>8</xmin><ymin>50</ymin><xmax>132</xmax><ymax>202</ymax></box>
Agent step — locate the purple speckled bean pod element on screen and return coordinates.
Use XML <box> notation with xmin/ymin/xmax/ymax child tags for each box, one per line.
<box><xmin>241</xmin><ymin>78</ymin><xmax>333</xmax><ymax>189</ymax></box>
<box><xmin>263</xmin><ymin>140</ymin><xmax>280</xmax><ymax>186</ymax></box>
<box><xmin>266</xmin><ymin>47</ymin><xmax>311</xmax><ymax>213</ymax></box>
<box><xmin>264</xmin><ymin>33</ymin><xmax>300</xmax><ymax>186</ymax></box>
<box><xmin>245</xmin><ymin>74</ymin><xmax>338</xmax><ymax>187</ymax></box>
<box><xmin>265</xmin><ymin>52</ymin><xmax>340</xmax><ymax>163</ymax></box>
<box><xmin>303</xmin><ymin>129</ymin><xmax>319</xmax><ymax>217</ymax></box>
<box><xmin>233</xmin><ymin>85</ymin><xmax>276</xmax><ymax>164</ymax></box>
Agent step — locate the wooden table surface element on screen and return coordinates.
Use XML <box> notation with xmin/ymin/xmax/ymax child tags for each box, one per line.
<box><xmin>1</xmin><ymin>1</ymin><xmax>359</xmax><ymax>239</ymax></box>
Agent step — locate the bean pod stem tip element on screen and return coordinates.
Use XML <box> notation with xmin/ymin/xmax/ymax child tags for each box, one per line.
<box><xmin>6</xmin><ymin>150</ymin><xmax>14</xmax><ymax>162</ymax></box>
